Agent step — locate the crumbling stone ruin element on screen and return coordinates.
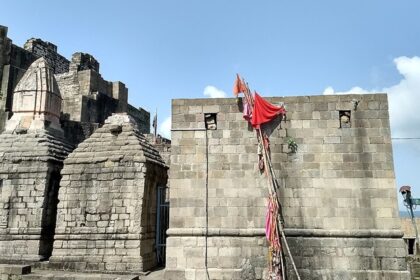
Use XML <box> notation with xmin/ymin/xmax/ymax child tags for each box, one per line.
<box><xmin>165</xmin><ymin>95</ymin><xmax>410</xmax><ymax>279</ymax></box>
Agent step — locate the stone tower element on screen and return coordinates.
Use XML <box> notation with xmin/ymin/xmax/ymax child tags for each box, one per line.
<box><xmin>0</xmin><ymin>58</ymin><xmax>72</xmax><ymax>262</ymax></box>
<box><xmin>49</xmin><ymin>113</ymin><xmax>168</xmax><ymax>273</ymax></box>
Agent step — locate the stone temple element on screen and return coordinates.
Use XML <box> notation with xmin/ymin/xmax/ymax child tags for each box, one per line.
<box><xmin>0</xmin><ymin>24</ymin><xmax>414</xmax><ymax>280</ymax></box>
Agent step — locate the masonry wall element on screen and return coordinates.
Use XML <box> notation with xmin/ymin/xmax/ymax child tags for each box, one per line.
<box><xmin>49</xmin><ymin>114</ymin><xmax>168</xmax><ymax>272</ymax></box>
<box><xmin>0</xmin><ymin>131</ymin><xmax>72</xmax><ymax>262</ymax></box>
<box><xmin>0</xmin><ymin>160</ymin><xmax>54</xmax><ymax>261</ymax></box>
<box><xmin>23</xmin><ymin>39</ymin><xmax>69</xmax><ymax>74</ymax></box>
<box><xmin>165</xmin><ymin>94</ymin><xmax>410</xmax><ymax>280</ymax></box>
<box><xmin>51</xmin><ymin>159</ymin><xmax>153</xmax><ymax>272</ymax></box>
<box><xmin>0</xmin><ymin>25</ymin><xmax>150</xmax><ymax>138</ymax></box>
<box><xmin>127</xmin><ymin>104</ymin><xmax>150</xmax><ymax>134</ymax></box>
<box><xmin>56</xmin><ymin>68</ymin><xmax>126</xmax><ymax>124</ymax></box>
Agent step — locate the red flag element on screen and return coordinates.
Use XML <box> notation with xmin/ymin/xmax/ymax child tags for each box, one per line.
<box><xmin>251</xmin><ymin>92</ymin><xmax>286</xmax><ymax>128</ymax></box>
<box><xmin>233</xmin><ymin>74</ymin><xmax>246</xmax><ymax>96</ymax></box>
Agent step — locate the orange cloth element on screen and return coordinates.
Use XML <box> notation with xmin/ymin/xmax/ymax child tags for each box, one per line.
<box><xmin>233</xmin><ymin>74</ymin><xmax>246</xmax><ymax>96</ymax></box>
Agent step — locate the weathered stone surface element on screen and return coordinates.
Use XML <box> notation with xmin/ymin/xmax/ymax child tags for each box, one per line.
<box><xmin>0</xmin><ymin>60</ymin><xmax>73</xmax><ymax>262</ymax></box>
<box><xmin>6</xmin><ymin>58</ymin><xmax>62</xmax><ymax>133</ymax></box>
<box><xmin>20</xmin><ymin>268</ymin><xmax>139</xmax><ymax>280</ymax></box>
<box><xmin>0</xmin><ymin>25</ymin><xmax>150</xmax><ymax>140</ymax></box>
<box><xmin>23</xmin><ymin>38</ymin><xmax>69</xmax><ymax>75</ymax></box>
<box><xmin>166</xmin><ymin>94</ymin><xmax>410</xmax><ymax>279</ymax></box>
<box><xmin>49</xmin><ymin>113</ymin><xmax>168</xmax><ymax>273</ymax></box>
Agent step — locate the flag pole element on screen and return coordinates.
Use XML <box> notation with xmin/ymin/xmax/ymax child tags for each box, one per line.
<box><xmin>236</xmin><ymin>74</ymin><xmax>301</xmax><ymax>280</ymax></box>
<box><xmin>154</xmin><ymin>108</ymin><xmax>157</xmax><ymax>144</ymax></box>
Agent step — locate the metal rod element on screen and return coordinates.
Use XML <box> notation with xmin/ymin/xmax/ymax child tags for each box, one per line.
<box><xmin>205</xmin><ymin>129</ymin><xmax>210</xmax><ymax>280</ymax></box>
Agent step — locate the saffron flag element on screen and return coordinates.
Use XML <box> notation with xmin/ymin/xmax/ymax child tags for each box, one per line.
<box><xmin>233</xmin><ymin>74</ymin><xmax>246</xmax><ymax>96</ymax></box>
<box><xmin>251</xmin><ymin>92</ymin><xmax>286</xmax><ymax>128</ymax></box>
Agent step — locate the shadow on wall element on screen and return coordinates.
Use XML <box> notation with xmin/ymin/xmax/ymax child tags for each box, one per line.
<box><xmin>39</xmin><ymin>169</ymin><xmax>62</xmax><ymax>260</ymax></box>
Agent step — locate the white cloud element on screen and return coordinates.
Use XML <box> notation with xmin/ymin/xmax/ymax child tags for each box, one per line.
<box><xmin>158</xmin><ymin>116</ymin><xmax>171</xmax><ymax>139</ymax></box>
<box><xmin>323</xmin><ymin>86</ymin><xmax>370</xmax><ymax>95</ymax></box>
<box><xmin>203</xmin><ymin>85</ymin><xmax>227</xmax><ymax>98</ymax></box>
<box><xmin>323</xmin><ymin>56</ymin><xmax>420</xmax><ymax>140</ymax></box>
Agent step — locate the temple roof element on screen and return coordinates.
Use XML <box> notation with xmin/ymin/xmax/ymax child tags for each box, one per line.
<box><xmin>64</xmin><ymin>113</ymin><xmax>166</xmax><ymax>167</ymax></box>
<box><xmin>14</xmin><ymin>57</ymin><xmax>60</xmax><ymax>97</ymax></box>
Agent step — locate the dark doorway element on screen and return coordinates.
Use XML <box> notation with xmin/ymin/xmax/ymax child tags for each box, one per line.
<box><xmin>408</xmin><ymin>238</ymin><xmax>415</xmax><ymax>255</ymax></box>
<box><xmin>39</xmin><ymin>170</ymin><xmax>61</xmax><ymax>260</ymax></box>
<box><xmin>155</xmin><ymin>185</ymin><xmax>169</xmax><ymax>266</ymax></box>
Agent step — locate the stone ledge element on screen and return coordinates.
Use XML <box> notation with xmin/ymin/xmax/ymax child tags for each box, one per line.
<box><xmin>53</xmin><ymin>233</ymin><xmax>142</xmax><ymax>240</ymax></box>
<box><xmin>21</xmin><ymin>269</ymin><xmax>139</xmax><ymax>280</ymax></box>
<box><xmin>284</xmin><ymin>228</ymin><xmax>404</xmax><ymax>238</ymax></box>
<box><xmin>167</xmin><ymin>228</ymin><xmax>265</xmax><ymax>237</ymax></box>
<box><xmin>167</xmin><ymin>228</ymin><xmax>404</xmax><ymax>238</ymax></box>
<box><xmin>296</xmin><ymin>269</ymin><xmax>410</xmax><ymax>280</ymax></box>
<box><xmin>0</xmin><ymin>264</ymin><xmax>31</xmax><ymax>275</ymax></box>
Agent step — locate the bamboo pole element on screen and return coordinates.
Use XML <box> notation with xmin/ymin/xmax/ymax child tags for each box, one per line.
<box><xmin>240</xmin><ymin>76</ymin><xmax>300</xmax><ymax>280</ymax></box>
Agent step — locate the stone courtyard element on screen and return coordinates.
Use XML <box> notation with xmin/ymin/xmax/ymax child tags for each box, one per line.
<box><xmin>0</xmin><ymin>24</ymin><xmax>415</xmax><ymax>279</ymax></box>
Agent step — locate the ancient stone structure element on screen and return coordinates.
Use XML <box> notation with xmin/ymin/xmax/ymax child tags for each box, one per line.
<box><xmin>0</xmin><ymin>58</ymin><xmax>73</xmax><ymax>262</ymax></box>
<box><xmin>0</xmin><ymin>25</ymin><xmax>170</xmax><ymax>278</ymax></box>
<box><xmin>165</xmin><ymin>94</ymin><xmax>410</xmax><ymax>279</ymax></box>
<box><xmin>400</xmin><ymin>217</ymin><xmax>419</xmax><ymax>256</ymax></box>
<box><xmin>49</xmin><ymin>113</ymin><xmax>168</xmax><ymax>273</ymax></box>
<box><xmin>0</xmin><ymin>24</ymin><xmax>410</xmax><ymax>280</ymax></box>
<box><xmin>0</xmin><ymin>25</ymin><xmax>150</xmax><ymax>141</ymax></box>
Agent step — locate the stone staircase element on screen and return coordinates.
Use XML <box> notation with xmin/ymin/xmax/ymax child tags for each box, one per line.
<box><xmin>411</xmin><ymin>261</ymin><xmax>420</xmax><ymax>280</ymax></box>
<box><xmin>409</xmin><ymin>256</ymin><xmax>420</xmax><ymax>280</ymax></box>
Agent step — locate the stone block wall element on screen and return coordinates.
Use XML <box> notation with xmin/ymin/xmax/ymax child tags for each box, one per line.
<box><xmin>0</xmin><ymin>161</ymin><xmax>56</xmax><ymax>261</ymax></box>
<box><xmin>56</xmin><ymin>68</ymin><xmax>123</xmax><ymax>124</ymax></box>
<box><xmin>0</xmin><ymin>25</ymin><xmax>10</xmax><ymax>97</ymax></box>
<box><xmin>165</xmin><ymin>94</ymin><xmax>410</xmax><ymax>280</ymax></box>
<box><xmin>0</xmin><ymin>131</ymin><xmax>72</xmax><ymax>262</ymax></box>
<box><xmin>69</xmin><ymin>52</ymin><xmax>99</xmax><ymax>72</ymax></box>
<box><xmin>0</xmin><ymin>26</ymin><xmax>151</xmax><ymax>139</ymax></box>
<box><xmin>50</xmin><ymin>114</ymin><xmax>168</xmax><ymax>273</ymax></box>
<box><xmin>127</xmin><ymin>104</ymin><xmax>150</xmax><ymax>134</ymax></box>
<box><xmin>23</xmin><ymin>38</ymin><xmax>69</xmax><ymax>74</ymax></box>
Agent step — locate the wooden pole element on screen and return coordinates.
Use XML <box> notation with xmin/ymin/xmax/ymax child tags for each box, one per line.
<box><xmin>239</xmin><ymin>76</ymin><xmax>301</xmax><ymax>279</ymax></box>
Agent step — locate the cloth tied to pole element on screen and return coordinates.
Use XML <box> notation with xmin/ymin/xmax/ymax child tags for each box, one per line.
<box><xmin>251</xmin><ymin>93</ymin><xmax>286</xmax><ymax>129</ymax></box>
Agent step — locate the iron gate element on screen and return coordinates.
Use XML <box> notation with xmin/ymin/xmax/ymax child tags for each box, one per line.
<box><xmin>156</xmin><ymin>185</ymin><xmax>169</xmax><ymax>266</ymax></box>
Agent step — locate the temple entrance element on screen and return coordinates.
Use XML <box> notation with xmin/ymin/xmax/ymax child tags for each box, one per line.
<box><xmin>155</xmin><ymin>185</ymin><xmax>169</xmax><ymax>266</ymax></box>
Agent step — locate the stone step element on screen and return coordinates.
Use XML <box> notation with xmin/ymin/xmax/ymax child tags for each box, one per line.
<box><xmin>413</xmin><ymin>263</ymin><xmax>420</xmax><ymax>276</ymax></box>
<box><xmin>21</xmin><ymin>269</ymin><xmax>139</xmax><ymax>280</ymax></box>
<box><xmin>0</xmin><ymin>263</ymin><xmax>31</xmax><ymax>275</ymax></box>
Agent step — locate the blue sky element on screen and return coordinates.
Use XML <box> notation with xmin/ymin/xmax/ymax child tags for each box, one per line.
<box><xmin>2</xmin><ymin>0</ymin><xmax>420</xmax><ymax>209</ymax></box>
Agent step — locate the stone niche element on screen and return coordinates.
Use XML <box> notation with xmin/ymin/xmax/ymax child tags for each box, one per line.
<box><xmin>49</xmin><ymin>113</ymin><xmax>168</xmax><ymax>273</ymax></box>
<box><xmin>0</xmin><ymin>58</ymin><xmax>73</xmax><ymax>262</ymax></box>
